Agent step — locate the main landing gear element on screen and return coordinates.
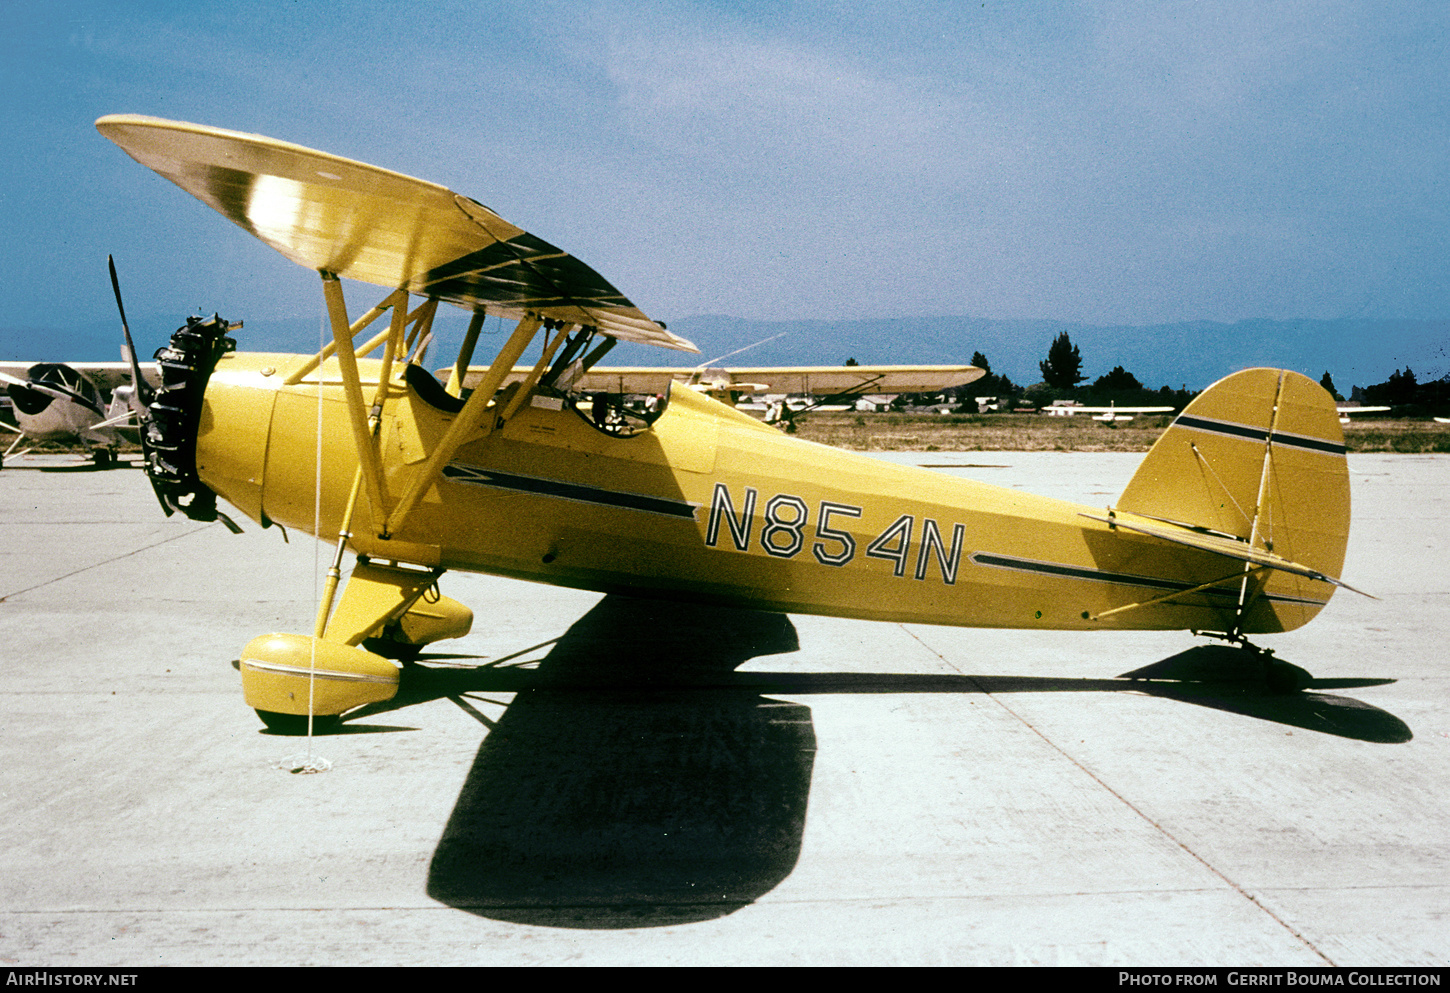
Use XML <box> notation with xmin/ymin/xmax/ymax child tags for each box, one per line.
<box><xmin>1194</xmin><ymin>629</ymin><xmax>1309</xmax><ymax>693</ymax></box>
<box><xmin>241</xmin><ymin>558</ymin><xmax>473</xmax><ymax>734</ymax></box>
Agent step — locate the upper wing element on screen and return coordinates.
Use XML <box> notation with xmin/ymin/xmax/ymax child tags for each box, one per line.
<box><xmin>447</xmin><ymin>363</ymin><xmax>984</xmax><ymax>395</ymax></box>
<box><xmin>719</xmin><ymin>365</ymin><xmax>983</xmax><ymax>394</ymax></box>
<box><xmin>95</xmin><ymin>115</ymin><xmax>694</xmax><ymax>353</ymax></box>
<box><xmin>0</xmin><ymin>363</ymin><xmax>34</xmax><ymax>385</ymax></box>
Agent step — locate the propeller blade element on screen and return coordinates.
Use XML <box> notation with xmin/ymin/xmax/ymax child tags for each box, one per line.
<box><xmin>108</xmin><ymin>255</ymin><xmax>153</xmax><ymax>409</ymax></box>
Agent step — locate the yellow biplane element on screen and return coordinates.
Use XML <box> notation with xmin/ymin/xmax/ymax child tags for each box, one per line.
<box><xmin>96</xmin><ymin>115</ymin><xmax>1364</xmax><ymax>731</ymax></box>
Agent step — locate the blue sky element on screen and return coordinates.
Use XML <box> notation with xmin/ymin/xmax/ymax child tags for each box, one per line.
<box><xmin>3</xmin><ymin>1</ymin><xmax>1448</xmax><ymax>360</ymax></box>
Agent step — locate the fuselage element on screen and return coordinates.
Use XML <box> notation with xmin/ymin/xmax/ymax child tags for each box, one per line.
<box><xmin>5</xmin><ymin>363</ymin><xmax>119</xmax><ymax>448</ymax></box>
<box><xmin>195</xmin><ymin>352</ymin><xmax>1318</xmax><ymax>633</ymax></box>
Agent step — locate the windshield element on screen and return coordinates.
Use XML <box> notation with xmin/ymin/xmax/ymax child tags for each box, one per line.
<box><xmin>569</xmin><ymin>390</ymin><xmax>667</xmax><ymax>438</ymax></box>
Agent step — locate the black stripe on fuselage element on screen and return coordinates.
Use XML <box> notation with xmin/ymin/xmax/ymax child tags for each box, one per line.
<box><xmin>443</xmin><ymin>464</ymin><xmax>698</xmax><ymax>519</ymax></box>
<box><xmin>970</xmin><ymin>552</ymin><xmax>1329</xmax><ymax>607</ymax></box>
<box><xmin>1173</xmin><ymin>414</ymin><xmax>1345</xmax><ymax>456</ymax></box>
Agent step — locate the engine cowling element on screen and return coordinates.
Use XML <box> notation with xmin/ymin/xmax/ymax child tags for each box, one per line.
<box><xmin>141</xmin><ymin>314</ymin><xmax>236</xmax><ymax>523</ymax></box>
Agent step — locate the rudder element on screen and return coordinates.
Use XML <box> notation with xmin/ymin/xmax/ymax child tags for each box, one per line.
<box><xmin>1117</xmin><ymin>369</ymin><xmax>1350</xmax><ymax>633</ymax></box>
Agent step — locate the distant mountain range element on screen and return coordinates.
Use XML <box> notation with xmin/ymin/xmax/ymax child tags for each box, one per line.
<box><xmin>633</xmin><ymin>315</ymin><xmax>1450</xmax><ymax>392</ymax></box>
<box><xmin>6</xmin><ymin>314</ymin><xmax>1447</xmax><ymax>392</ymax></box>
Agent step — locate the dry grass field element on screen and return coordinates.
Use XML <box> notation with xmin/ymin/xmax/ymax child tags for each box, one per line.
<box><xmin>8</xmin><ymin>413</ymin><xmax>1448</xmax><ymax>461</ymax></box>
<box><xmin>787</xmin><ymin>411</ymin><xmax>1450</xmax><ymax>453</ymax></box>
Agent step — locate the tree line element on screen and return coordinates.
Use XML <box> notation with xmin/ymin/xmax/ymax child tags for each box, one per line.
<box><xmin>948</xmin><ymin>332</ymin><xmax>1446</xmax><ymax>417</ymax></box>
<box><xmin>1344</xmin><ymin>367</ymin><xmax>1450</xmax><ymax>417</ymax></box>
<box><xmin>948</xmin><ymin>332</ymin><xmax>1195</xmax><ymax>411</ymax></box>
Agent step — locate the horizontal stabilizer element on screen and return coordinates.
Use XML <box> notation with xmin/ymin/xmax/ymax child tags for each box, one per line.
<box><xmin>1080</xmin><ymin>510</ymin><xmax>1372</xmax><ymax>597</ymax></box>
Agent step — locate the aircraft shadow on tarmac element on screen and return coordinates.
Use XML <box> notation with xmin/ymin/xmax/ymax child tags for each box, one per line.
<box><xmin>414</xmin><ymin>595</ymin><xmax>814</xmax><ymax>929</ymax></box>
<box><xmin>335</xmin><ymin>594</ymin><xmax>1407</xmax><ymax>930</ymax></box>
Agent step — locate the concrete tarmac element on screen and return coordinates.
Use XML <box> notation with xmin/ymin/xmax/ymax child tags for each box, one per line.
<box><xmin>0</xmin><ymin>451</ymin><xmax>1445</xmax><ymax>966</ymax></box>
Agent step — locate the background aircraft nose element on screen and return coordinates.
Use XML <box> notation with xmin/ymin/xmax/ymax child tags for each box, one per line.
<box><xmin>6</xmin><ymin>381</ymin><xmax>55</xmax><ymax>415</ymax></box>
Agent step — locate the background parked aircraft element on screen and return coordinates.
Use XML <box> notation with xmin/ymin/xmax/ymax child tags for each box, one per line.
<box><xmin>1335</xmin><ymin>404</ymin><xmax>1392</xmax><ymax>425</ymax></box>
<box><xmin>0</xmin><ymin>360</ymin><xmax>157</xmax><ymax>468</ymax></box>
<box><xmin>1042</xmin><ymin>400</ymin><xmax>1174</xmax><ymax>423</ymax></box>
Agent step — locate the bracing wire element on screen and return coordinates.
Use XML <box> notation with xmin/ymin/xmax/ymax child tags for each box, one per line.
<box><xmin>1188</xmin><ymin>441</ymin><xmax>1252</xmax><ymax>530</ymax></box>
<box><xmin>280</xmin><ymin>299</ymin><xmax>332</xmax><ymax>773</ymax></box>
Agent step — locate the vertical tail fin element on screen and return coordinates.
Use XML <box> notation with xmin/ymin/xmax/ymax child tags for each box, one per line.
<box><xmin>1117</xmin><ymin>369</ymin><xmax>1350</xmax><ymax>633</ymax></box>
